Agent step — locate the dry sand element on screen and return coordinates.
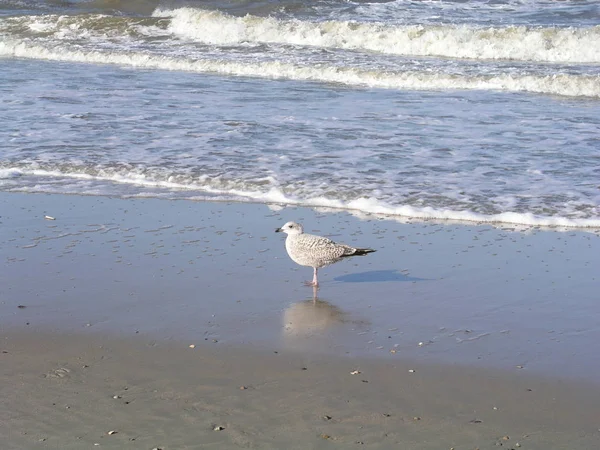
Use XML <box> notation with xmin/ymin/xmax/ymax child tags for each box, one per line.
<box><xmin>1</xmin><ymin>192</ymin><xmax>600</xmax><ymax>449</ymax></box>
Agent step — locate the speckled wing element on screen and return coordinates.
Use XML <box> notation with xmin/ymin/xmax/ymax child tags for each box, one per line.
<box><xmin>285</xmin><ymin>233</ymin><xmax>358</xmax><ymax>268</ymax></box>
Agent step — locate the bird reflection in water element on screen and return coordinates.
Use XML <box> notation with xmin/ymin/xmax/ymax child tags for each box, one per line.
<box><xmin>282</xmin><ymin>287</ymin><xmax>367</xmax><ymax>351</ymax></box>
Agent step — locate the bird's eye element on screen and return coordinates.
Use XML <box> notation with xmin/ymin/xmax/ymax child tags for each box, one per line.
<box><xmin>288</xmin><ymin>224</ymin><xmax>293</xmax><ymax>228</ymax></box>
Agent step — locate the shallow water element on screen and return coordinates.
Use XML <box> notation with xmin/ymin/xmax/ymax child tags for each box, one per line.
<box><xmin>1</xmin><ymin>0</ymin><xmax>599</xmax><ymax>227</ymax></box>
<box><xmin>2</xmin><ymin>194</ymin><xmax>599</xmax><ymax>383</ymax></box>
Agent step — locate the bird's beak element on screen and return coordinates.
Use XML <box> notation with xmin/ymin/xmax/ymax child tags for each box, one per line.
<box><xmin>275</xmin><ymin>228</ymin><xmax>282</xmax><ymax>233</ymax></box>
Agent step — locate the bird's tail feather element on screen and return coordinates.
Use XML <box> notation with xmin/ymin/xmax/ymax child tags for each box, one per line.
<box><xmin>353</xmin><ymin>248</ymin><xmax>376</xmax><ymax>256</ymax></box>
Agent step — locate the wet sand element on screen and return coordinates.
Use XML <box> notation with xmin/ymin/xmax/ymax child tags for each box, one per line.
<box><xmin>2</xmin><ymin>331</ymin><xmax>600</xmax><ymax>450</ymax></box>
<box><xmin>1</xmin><ymin>192</ymin><xmax>600</xmax><ymax>449</ymax></box>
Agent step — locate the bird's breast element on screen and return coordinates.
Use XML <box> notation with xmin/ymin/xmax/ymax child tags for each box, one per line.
<box><xmin>285</xmin><ymin>238</ymin><xmax>313</xmax><ymax>267</ymax></box>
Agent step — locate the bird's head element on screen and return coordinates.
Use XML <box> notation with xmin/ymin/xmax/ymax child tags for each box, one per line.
<box><xmin>275</xmin><ymin>221</ymin><xmax>304</xmax><ymax>235</ymax></box>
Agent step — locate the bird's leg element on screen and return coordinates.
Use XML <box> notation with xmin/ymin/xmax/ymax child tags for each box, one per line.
<box><xmin>304</xmin><ymin>267</ymin><xmax>319</xmax><ymax>288</ymax></box>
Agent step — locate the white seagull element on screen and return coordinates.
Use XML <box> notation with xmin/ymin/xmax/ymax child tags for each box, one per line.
<box><xmin>276</xmin><ymin>221</ymin><xmax>376</xmax><ymax>287</ymax></box>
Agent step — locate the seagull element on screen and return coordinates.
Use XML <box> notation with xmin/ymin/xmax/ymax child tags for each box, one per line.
<box><xmin>275</xmin><ymin>221</ymin><xmax>376</xmax><ymax>287</ymax></box>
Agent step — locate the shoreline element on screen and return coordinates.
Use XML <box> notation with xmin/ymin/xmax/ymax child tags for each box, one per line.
<box><xmin>3</xmin><ymin>184</ymin><xmax>600</xmax><ymax>231</ymax></box>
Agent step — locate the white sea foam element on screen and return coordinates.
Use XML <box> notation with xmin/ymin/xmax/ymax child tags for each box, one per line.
<box><xmin>1</xmin><ymin>40</ymin><xmax>598</xmax><ymax>97</ymax></box>
<box><xmin>0</xmin><ymin>168</ymin><xmax>22</xmax><ymax>179</ymax></box>
<box><xmin>0</xmin><ymin>13</ymin><xmax>166</xmax><ymax>36</ymax></box>
<box><xmin>8</xmin><ymin>11</ymin><xmax>599</xmax><ymax>66</ymax></box>
<box><xmin>3</xmin><ymin>166</ymin><xmax>600</xmax><ymax>229</ymax></box>
<box><xmin>156</xmin><ymin>7</ymin><xmax>600</xmax><ymax>64</ymax></box>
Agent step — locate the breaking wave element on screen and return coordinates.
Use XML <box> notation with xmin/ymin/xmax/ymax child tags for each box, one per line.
<box><xmin>3</xmin><ymin>166</ymin><xmax>600</xmax><ymax>229</ymax></box>
<box><xmin>1</xmin><ymin>40</ymin><xmax>599</xmax><ymax>97</ymax></box>
<box><xmin>157</xmin><ymin>7</ymin><xmax>600</xmax><ymax>64</ymax></box>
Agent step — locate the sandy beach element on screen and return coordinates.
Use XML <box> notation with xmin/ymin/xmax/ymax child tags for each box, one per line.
<box><xmin>1</xmin><ymin>192</ymin><xmax>600</xmax><ymax>449</ymax></box>
<box><xmin>2</xmin><ymin>330</ymin><xmax>600</xmax><ymax>450</ymax></box>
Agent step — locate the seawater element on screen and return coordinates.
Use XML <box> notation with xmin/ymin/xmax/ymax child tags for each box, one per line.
<box><xmin>1</xmin><ymin>0</ymin><xmax>599</xmax><ymax>228</ymax></box>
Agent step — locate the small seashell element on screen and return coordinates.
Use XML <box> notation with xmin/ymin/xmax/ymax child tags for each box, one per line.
<box><xmin>107</xmin><ymin>430</ymin><xmax>117</xmax><ymax>435</ymax></box>
<box><xmin>213</xmin><ymin>425</ymin><xmax>225</xmax><ymax>431</ymax></box>
<box><xmin>44</xmin><ymin>215</ymin><xmax>56</xmax><ymax>220</ymax></box>
<box><xmin>350</xmin><ymin>370</ymin><xmax>361</xmax><ymax>375</ymax></box>
<box><xmin>189</xmin><ymin>344</ymin><xmax>195</xmax><ymax>349</ymax></box>
<box><xmin>408</xmin><ymin>369</ymin><xmax>415</xmax><ymax>373</ymax></box>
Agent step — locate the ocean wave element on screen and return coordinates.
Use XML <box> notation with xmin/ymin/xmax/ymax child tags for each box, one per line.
<box><xmin>155</xmin><ymin>7</ymin><xmax>600</xmax><ymax>64</ymax></box>
<box><xmin>1</xmin><ymin>40</ymin><xmax>598</xmax><ymax>97</ymax></box>
<box><xmin>4</xmin><ymin>10</ymin><xmax>600</xmax><ymax>65</ymax></box>
<box><xmin>3</xmin><ymin>167</ymin><xmax>600</xmax><ymax>229</ymax></box>
<box><xmin>0</xmin><ymin>13</ymin><xmax>168</xmax><ymax>39</ymax></box>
